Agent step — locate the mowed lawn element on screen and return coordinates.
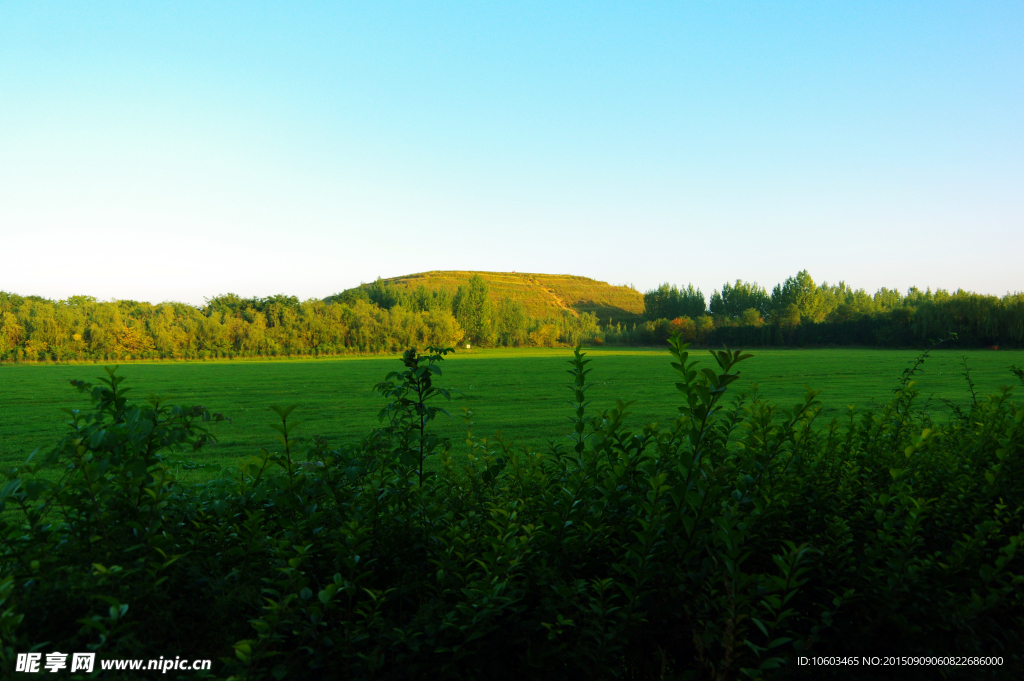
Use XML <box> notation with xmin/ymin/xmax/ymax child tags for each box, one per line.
<box><xmin>2</xmin><ymin>347</ymin><xmax>1022</xmax><ymax>474</ymax></box>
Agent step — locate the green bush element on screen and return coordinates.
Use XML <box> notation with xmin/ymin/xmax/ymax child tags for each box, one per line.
<box><xmin>1</xmin><ymin>340</ymin><xmax>1021</xmax><ymax>679</ymax></box>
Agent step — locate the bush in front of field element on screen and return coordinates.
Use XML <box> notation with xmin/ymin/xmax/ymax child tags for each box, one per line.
<box><xmin>1</xmin><ymin>341</ymin><xmax>1022</xmax><ymax>679</ymax></box>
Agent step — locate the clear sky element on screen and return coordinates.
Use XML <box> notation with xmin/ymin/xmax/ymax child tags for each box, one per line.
<box><xmin>1</xmin><ymin>1</ymin><xmax>1021</xmax><ymax>305</ymax></box>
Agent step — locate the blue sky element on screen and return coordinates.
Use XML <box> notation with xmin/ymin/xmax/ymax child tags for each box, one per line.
<box><xmin>2</xmin><ymin>1</ymin><xmax>1021</xmax><ymax>305</ymax></box>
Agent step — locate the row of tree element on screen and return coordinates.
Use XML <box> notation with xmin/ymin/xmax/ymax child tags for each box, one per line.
<box><xmin>2</xmin><ymin>271</ymin><xmax>1021</xmax><ymax>361</ymax></box>
<box><xmin>643</xmin><ymin>271</ymin><xmax>909</xmax><ymax>324</ymax></box>
<box><xmin>639</xmin><ymin>270</ymin><xmax>1023</xmax><ymax>347</ymax></box>
<box><xmin>0</xmin><ymin>276</ymin><xmax>600</xmax><ymax>362</ymax></box>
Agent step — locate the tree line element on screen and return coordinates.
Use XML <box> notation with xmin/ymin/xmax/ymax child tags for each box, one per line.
<box><xmin>1</xmin><ymin>270</ymin><xmax>1022</xmax><ymax>361</ymax></box>
<box><xmin>630</xmin><ymin>269</ymin><xmax>1024</xmax><ymax>348</ymax></box>
<box><xmin>0</xmin><ymin>275</ymin><xmax>600</xmax><ymax>362</ymax></box>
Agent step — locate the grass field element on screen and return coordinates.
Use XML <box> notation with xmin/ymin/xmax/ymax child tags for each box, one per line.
<box><xmin>2</xmin><ymin>347</ymin><xmax>1023</xmax><ymax>476</ymax></box>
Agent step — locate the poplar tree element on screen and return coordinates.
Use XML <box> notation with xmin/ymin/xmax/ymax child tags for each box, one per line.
<box><xmin>453</xmin><ymin>275</ymin><xmax>494</xmax><ymax>346</ymax></box>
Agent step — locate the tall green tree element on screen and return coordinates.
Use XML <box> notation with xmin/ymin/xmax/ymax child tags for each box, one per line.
<box><xmin>495</xmin><ymin>297</ymin><xmax>529</xmax><ymax>347</ymax></box>
<box><xmin>453</xmin><ymin>275</ymin><xmax>494</xmax><ymax>346</ymax></box>
<box><xmin>771</xmin><ymin>270</ymin><xmax>833</xmax><ymax>322</ymax></box>
<box><xmin>643</xmin><ymin>283</ymin><xmax>706</xmax><ymax>320</ymax></box>
<box><xmin>709</xmin><ymin>280</ymin><xmax>771</xmax><ymax>318</ymax></box>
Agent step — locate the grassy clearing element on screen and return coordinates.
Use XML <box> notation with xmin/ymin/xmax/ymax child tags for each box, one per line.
<box><xmin>2</xmin><ymin>347</ymin><xmax>1022</xmax><ymax>475</ymax></box>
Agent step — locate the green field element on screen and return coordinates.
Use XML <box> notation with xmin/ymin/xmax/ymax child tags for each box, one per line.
<box><xmin>2</xmin><ymin>347</ymin><xmax>1022</xmax><ymax>474</ymax></box>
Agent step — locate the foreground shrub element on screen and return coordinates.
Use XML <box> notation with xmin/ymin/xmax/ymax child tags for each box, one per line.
<box><xmin>1</xmin><ymin>340</ymin><xmax>1022</xmax><ymax>679</ymax></box>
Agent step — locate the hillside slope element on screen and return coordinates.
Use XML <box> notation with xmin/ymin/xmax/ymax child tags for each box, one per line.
<box><xmin>375</xmin><ymin>271</ymin><xmax>644</xmax><ymax>324</ymax></box>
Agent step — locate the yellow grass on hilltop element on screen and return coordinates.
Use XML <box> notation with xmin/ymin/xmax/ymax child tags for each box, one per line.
<box><xmin>379</xmin><ymin>271</ymin><xmax>645</xmax><ymax>324</ymax></box>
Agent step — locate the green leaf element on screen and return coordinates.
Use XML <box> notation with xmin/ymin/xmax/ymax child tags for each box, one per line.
<box><xmin>269</xmin><ymin>404</ymin><xmax>298</xmax><ymax>420</ymax></box>
<box><xmin>750</xmin><ymin>617</ymin><xmax>769</xmax><ymax>637</ymax></box>
<box><xmin>0</xmin><ymin>479</ymin><xmax>22</xmax><ymax>506</ymax></box>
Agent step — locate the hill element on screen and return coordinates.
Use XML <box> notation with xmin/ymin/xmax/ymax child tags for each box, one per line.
<box><xmin>371</xmin><ymin>270</ymin><xmax>645</xmax><ymax>324</ymax></box>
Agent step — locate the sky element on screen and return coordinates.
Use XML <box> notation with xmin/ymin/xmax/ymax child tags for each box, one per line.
<box><xmin>1</xmin><ymin>1</ymin><xmax>1022</xmax><ymax>306</ymax></box>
